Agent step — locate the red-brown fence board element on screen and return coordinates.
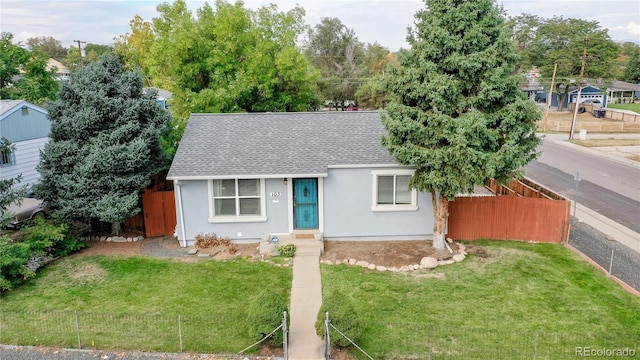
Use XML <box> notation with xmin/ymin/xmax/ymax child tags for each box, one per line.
<box><xmin>142</xmin><ymin>191</ymin><xmax>177</xmax><ymax>237</ymax></box>
<box><xmin>447</xmin><ymin>196</ymin><xmax>570</xmax><ymax>243</ymax></box>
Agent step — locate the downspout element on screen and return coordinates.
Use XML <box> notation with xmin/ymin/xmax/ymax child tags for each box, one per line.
<box><xmin>175</xmin><ymin>180</ymin><xmax>187</xmax><ymax>248</ymax></box>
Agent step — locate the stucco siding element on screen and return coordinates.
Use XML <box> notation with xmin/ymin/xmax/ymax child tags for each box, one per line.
<box><xmin>0</xmin><ymin>137</ymin><xmax>48</xmax><ymax>187</ymax></box>
<box><xmin>322</xmin><ymin>167</ymin><xmax>433</xmax><ymax>240</ymax></box>
<box><xmin>176</xmin><ymin>178</ymin><xmax>289</xmax><ymax>245</ymax></box>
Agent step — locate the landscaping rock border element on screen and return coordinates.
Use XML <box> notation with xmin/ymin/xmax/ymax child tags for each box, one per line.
<box><xmin>80</xmin><ymin>235</ymin><xmax>144</xmax><ymax>243</ymax></box>
<box><xmin>321</xmin><ymin>241</ymin><xmax>467</xmax><ymax>272</ymax></box>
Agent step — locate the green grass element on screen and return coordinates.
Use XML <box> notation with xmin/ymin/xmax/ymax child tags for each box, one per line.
<box><xmin>0</xmin><ymin>256</ymin><xmax>292</xmax><ymax>353</ymax></box>
<box><xmin>321</xmin><ymin>240</ymin><xmax>640</xmax><ymax>359</ymax></box>
<box><xmin>607</xmin><ymin>103</ymin><xmax>640</xmax><ymax>114</ymax></box>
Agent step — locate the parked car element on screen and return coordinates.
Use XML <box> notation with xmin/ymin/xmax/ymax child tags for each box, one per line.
<box><xmin>3</xmin><ymin>188</ymin><xmax>47</xmax><ymax>229</ymax></box>
<box><xmin>581</xmin><ymin>99</ymin><xmax>602</xmax><ymax>105</ymax></box>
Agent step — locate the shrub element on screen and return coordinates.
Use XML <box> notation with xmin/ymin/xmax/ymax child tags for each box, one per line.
<box><xmin>0</xmin><ymin>219</ymin><xmax>87</xmax><ymax>292</ymax></box>
<box><xmin>247</xmin><ymin>288</ymin><xmax>289</xmax><ymax>347</ymax></box>
<box><xmin>315</xmin><ymin>289</ymin><xmax>363</xmax><ymax>348</ymax></box>
<box><xmin>279</xmin><ymin>244</ymin><xmax>296</xmax><ymax>257</ymax></box>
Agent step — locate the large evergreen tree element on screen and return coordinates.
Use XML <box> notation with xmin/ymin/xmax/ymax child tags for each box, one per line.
<box><xmin>382</xmin><ymin>0</ymin><xmax>540</xmax><ymax>249</ymax></box>
<box><xmin>37</xmin><ymin>54</ymin><xmax>170</xmax><ymax>234</ymax></box>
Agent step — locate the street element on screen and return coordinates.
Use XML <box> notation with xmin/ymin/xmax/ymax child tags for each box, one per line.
<box><xmin>524</xmin><ymin>135</ymin><xmax>640</xmax><ymax>233</ymax></box>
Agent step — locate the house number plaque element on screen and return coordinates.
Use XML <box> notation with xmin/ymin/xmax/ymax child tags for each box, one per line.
<box><xmin>269</xmin><ymin>192</ymin><xmax>281</xmax><ymax>197</ymax></box>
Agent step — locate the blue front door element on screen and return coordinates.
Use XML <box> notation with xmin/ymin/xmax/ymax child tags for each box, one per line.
<box><xmin>293</xmin><ymin>178</ymin><xmax>318</xmax><ymax>229</ymax></box>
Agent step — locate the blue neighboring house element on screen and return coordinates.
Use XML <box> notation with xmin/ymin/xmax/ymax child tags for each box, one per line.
<box><xmin>0</xmin><ymin>100</ymin><xmax>51</xmax><ymax>187</ymax></box>
<box><xmin>167</xmin><ymin>111</ymin><xmax>434</xmax><ymax>247</ymax></box>
<box><xmin>551</xmin><ymin>84</ymin><xmax>607</xmax><ymax>108</ymax></box>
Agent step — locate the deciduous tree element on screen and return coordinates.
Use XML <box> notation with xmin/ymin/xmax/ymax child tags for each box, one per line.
<box><xmin>26</xmin><ymin>36</ymin><xmax>67</xmax><ymax>61</ymax></box>
<box><xmin>382</xmin><ymin>0</ymin><xmax>540</xmax><ymax>249</ymax></box>
<box><xmin>37</xmin><ymin>54</ymin><xmax>170</xmax><ymax>235</ymax></box>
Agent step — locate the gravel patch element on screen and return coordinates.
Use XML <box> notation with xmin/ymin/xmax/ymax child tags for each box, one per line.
<box><xmin>568</xmin><ymin>219</ymin><xmax>640</xmax><ymax>292</ymax></box>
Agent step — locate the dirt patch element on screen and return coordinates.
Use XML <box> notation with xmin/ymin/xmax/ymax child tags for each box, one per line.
<box><xmin>74</xmin><ymin>240</ymin><xmax>142</xmax><ymax>257</ymax></box>
<box><xmin>321</xmin><ymin>240</ymin><xmax>453</xmax><ymax>267</ymax></box>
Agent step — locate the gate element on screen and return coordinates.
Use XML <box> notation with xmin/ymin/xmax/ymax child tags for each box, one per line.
<box><xmin>142</xmin><ymin>191</ymin><xmax>177</xmax><ymax>237</ymax></box>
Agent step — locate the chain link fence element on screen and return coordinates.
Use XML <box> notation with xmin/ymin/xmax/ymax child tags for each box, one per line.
<box><xmin>337</xmin><ymin>322</ymin><xmax>638</xmax><ymax>359</ymax></box>
<box><xmin>0</xmin><ymin>310</ymin><xmax>282</xmax><ymax>355</ymax></box>
<box><xmin>568</xmin><ymin>220</ymin><xmax>640</xmax><ymax>292</ymax></box>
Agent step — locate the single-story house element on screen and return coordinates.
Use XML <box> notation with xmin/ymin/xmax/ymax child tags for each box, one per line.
<box><xmin>605</xmin><ymin>80</ymin><xmax>640</xmax><ymax>104</ymax></box>
<box><xmin>551</xmin><ymin>84</ymin><xmax>607</xmax><ymax>108</ymax></box>
<box><xmin>167</xmin><ymin>111</ymin><xmax>434</xmax><ymax>247</ymax></box>
<box><xmin>0</xmin><ymin>100</ymin><xmax>50</xmax><ymax>187</ymax></box>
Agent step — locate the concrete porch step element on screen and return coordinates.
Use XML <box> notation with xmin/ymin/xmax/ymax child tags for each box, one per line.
<box><xmin>259</xmin><ymin>235</ymin><xmax>324</xmax><ymax>256</ymax></box>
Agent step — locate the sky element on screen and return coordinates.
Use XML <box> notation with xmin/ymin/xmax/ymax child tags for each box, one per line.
<box><xmin>1</xmin><ymin>0</ymin><xmax>639</xmax><ymax>52</ymax></box>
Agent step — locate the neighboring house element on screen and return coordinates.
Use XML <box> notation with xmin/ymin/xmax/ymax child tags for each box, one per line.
<box><xmin>605</xmin><ymin>80</ymin><xmax>640</xmax><ymax>104</ymax></box>
<box><xmin>144</xmin><ymin>87</ymin><xmax>172</xmax><ymax>110</ymax></box>
<box><xmin>551</xmin><ymin>84</ymin><xmax>607</xmax><ymax>109</ymax></box>
<box><xmin>0</xmin><ymin>100</ymin><xmax>50</xmax><ymax>187</ymax></box>
<box><xmin>46</xmin><ymin>58</ymin><xmax>71</xmax><ymax>82</ymax></box>
<box><xmin>167</xmin><ymin>111</ymin><xmax>434</xmax><ymax>247</ymax></box>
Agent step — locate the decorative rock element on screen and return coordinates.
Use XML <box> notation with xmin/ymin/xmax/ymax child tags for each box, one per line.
<box><xmin>446</xmin><ymin>237</ymin><xmax>453</xmax><ymax>243</ymax></box>
<box><xmin>389</xmin><ymin>267</ymin><xmax>399</xmax><ymax>272</ymax></box>
<box><xmin>376</xmin><ymin>265</ymin><xmax>387</xmax><ymax>272</ymax></box>
<box><xmin>367</xmin><ymin>263</ymin><xmax>376</xmax><ymax>270</ymax></box>
<box><xmin>106</xmin><ymin>237</ymin><xmax>113</xmax><ymax>242</ymax></box>
<box><xmin>420</xmin><ymin>257</ymin><xmax>438</xmax><ymax>269</ymax></box>
<box><xmin>446</xmin><ymin>260</ymin><xmax>454</xmax><ymax>265</ymax></box>
<box><xmin>113</xmin><ymin>236</ymin><xmax>127</xmax><ymax>243</ymax></box>
<box><xmin>101</xmin><ymin>236</ymin><xmax>107</xmax><ymax>241</ymax></box>
<box><xmin>335</xmin><ymin>260</ymin><xmax>342</xmax><ymax>265</ymax></box>
<box><xmin>458</xmin><ymin>244</ymin><xmax>466</xmax><ymax>252</ymax></box>
<box><xmin>127</xmin><ymin>237</ymin><xmax>133</xmax><ymax>242</ymax></box>
<box><xmin>411</xmin><ymin>264</ymin><xmax>419</xmax><ymax>270</ymax></box>
<box><xmin>325</xmin><ymin>260</ymin><xmax>334</xmax><ymax>265</ymax></box>
<box><xmin>197</xmin><ymin>253</ymin><xmax>210</xmax><ymax>258</ymax></box>
<box><xmin>453</xmin><ymin>254</ymin><xmax>465</xmax><ymax>262</ymax></box>
<box><xmin>283</xmin><ymin>264</ymin><xmax>290</xmax><ymax>267</ymax></box>
<box><xmin>355</xmin><ymin>260</ymin><xmax>369</xmax><ymax>268</ymax></box>
<box><xmin>419</xmin><ymin>264</ymin><xmax>424</xmax><ymax>269</ymax></box>
<box><xmin>399</xmin><ymin>265</ymin><xmax>410</xmax><ymax>272</ymax></box>
<box><xmin>606</xmin><ymin>235</ymin><xmax>616</xmax><ymax>241</ymax></box>
<box><xmin>187</xmin><ymin>249</ymin><xmax>198</xmax><ymax>255</ymax></box>
<box><xmin>438</xmin><ymin>260</ymin><xmax>448</xmax><ymax>266</ymax></box>
<box><xmin>136</xmin><ymin>236</ymin><xmax>144</xmax><ymax>241</ymax></box>
<box><xmin>348</xmin><ymin>258</ymin><xmax>357</xmax><ymax>265</ymax></box>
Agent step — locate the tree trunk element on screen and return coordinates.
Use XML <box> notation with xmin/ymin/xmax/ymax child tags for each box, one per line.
<box><xmin>111</xmin><ymin>221</ymin><xmax>121</xmax><ymax>236</ymax></box>
<box><xmin>431</xmin><ymin>190</ymin><xmax>449</xmax><ymax>250</ymax></box>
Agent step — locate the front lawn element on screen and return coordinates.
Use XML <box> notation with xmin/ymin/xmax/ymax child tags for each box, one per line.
<box><xmin>321</xmin><ymin>240</ymin><xmax>640</xmax><ymax>359</ymax></box>
<box><xmin>0</xmin><ymin>256</ymin><xmax>292</xmax><ymax>353</ymax></box>
<box><xmin>607</xmin><ymin>103</ymin><xmax>640</xmax><ymax>114</ymax></box>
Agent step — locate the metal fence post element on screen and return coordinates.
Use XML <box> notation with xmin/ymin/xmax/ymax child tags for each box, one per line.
<box><xmin>74</xmin><ymin>310</ymin><xmax>82</xmax><ymax>349</ymax></box>
<box><xmin>608</xmin><ymin>249</ymin><xmax>614</xmax><ymax>277</ymax></box>
<box><xmin>283</xmin><ymin>311</ymin><xmax>288</xmax><ymax>360</ymax></box>
<box><xmin>325</xmin><ymin>312</ymin><xmax>330</xmax><ymax>360</ymax></box>
<box><xmin>178</xmin><ymin>315</ymin><xmax>183</xmax><ymax>352</ymax></box>
<box><xmin>428</xmin><ymin>324</ymin><xmax>434</xmax><ymax>360</ymax></box>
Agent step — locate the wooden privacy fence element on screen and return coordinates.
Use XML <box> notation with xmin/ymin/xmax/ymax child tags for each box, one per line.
<box><xmin>447</xmin><ymin>196</ymin><xmax>571</xmax><ymax>243</ymax></box>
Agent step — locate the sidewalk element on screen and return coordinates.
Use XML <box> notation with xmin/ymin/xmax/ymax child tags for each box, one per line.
<box><xmin>544</xmin><ymin>132</ymin><xmax>640</xmax><ymax>254</ymax></box>
<box><xmin>288</xmin><ymin>244</ymin><xmax>324</xmax><ymax>360</ymax></box>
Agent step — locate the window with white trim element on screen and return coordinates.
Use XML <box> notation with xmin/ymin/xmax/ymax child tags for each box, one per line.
<box><xmin>209</xmin><ymin>179</ymin><xmax>266</xmax><ymax>222</ymax></box>
<box><xmin>372</xmin><ymin>170</ymin><xmax>418</xmax><ymax>211</ymax></box>
<box><xmin>1</xmin><ymin>148</ymin><xmax>15</xmax><ymax>167</ymax></box>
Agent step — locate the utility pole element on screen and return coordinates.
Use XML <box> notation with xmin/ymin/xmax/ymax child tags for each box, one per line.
<box><xmin>569</xmin><ymin>36</ymin><xmax>589</xmax><ymax>140</ymax></box>
<box><xmin>73</xmin><ymin>40</ymin><xmax>87</xmax><ymax>68</ymax></box>
<box><xmin>542</xmin><ymin>62</ymin><xmax>558</xmax><ymax>132</ymax></box>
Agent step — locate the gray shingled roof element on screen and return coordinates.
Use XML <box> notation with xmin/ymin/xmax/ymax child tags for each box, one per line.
<box><xmin>167</xmin><ymin>111</ymin><xmax>399</xmax><ymax>179</ymax></box>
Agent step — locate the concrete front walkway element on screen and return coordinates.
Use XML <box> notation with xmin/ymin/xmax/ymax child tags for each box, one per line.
<box><xmin>288</xmin><ymin>243</ymin><xmax>324</xmax><ymax>360</ymax></box>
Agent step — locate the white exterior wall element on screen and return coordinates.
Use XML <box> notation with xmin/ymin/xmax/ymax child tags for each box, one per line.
<box><xmin>0</xmin><ymin>137</ymin><xmax>48</xmax><ymax>187</ymax></box>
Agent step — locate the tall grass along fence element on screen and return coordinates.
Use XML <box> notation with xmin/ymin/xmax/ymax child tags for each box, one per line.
<box><xmin>351</xmin><ymin>322</ymin><xmax>638</xmax><ymax>360</ymax></box>
<box><xmin>0</xmin><ymin>310</ymin><xmax>280</xmax><ymax>355</ymax></box>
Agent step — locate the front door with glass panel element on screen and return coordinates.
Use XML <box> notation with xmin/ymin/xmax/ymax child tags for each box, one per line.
<box><xmin>293</xmin><ymin>178</ymin><xmax>318</xmax><ymax>229</ymax></box>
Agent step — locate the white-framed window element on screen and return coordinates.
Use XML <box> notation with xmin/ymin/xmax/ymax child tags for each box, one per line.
<box><xmin>208</xmin><ymin>178</ymin><xmax>267</xmax><ymax>223</ymax></box>
<box><xmin>0</xmin><ymin>148</ymin><xmax>15</xmax><ymax>167</ymax></box>
<box><xmin>371</xmin><ymin>169</ymin><xmax>418</xmax><ymax>212</ymax></box>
